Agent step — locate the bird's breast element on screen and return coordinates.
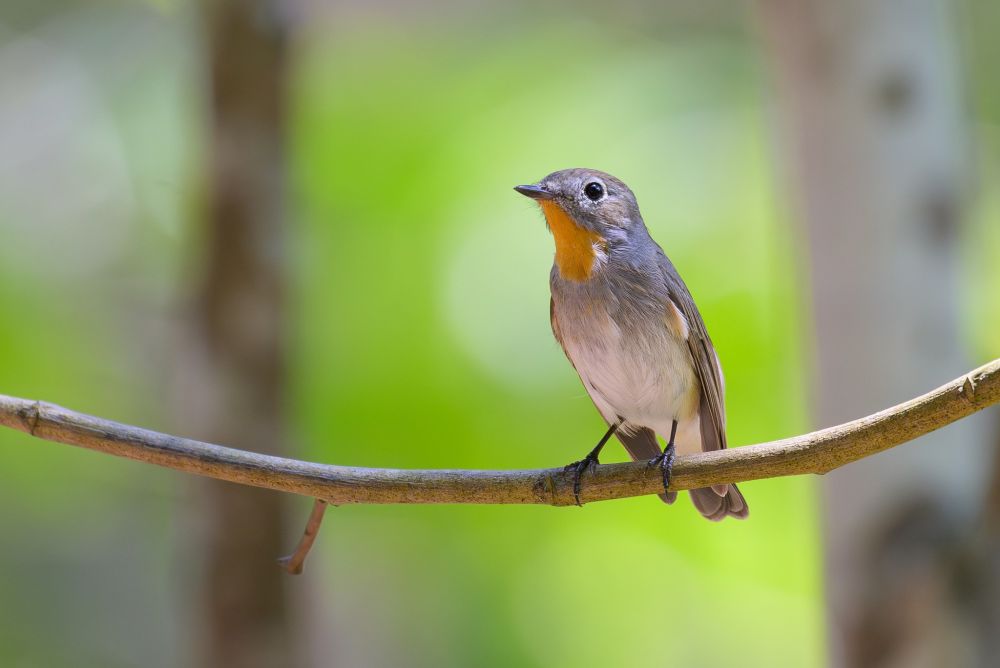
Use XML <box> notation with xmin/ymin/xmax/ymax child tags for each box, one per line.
<box><xmin>552</xmin><ymin>284</ymin><xmax>699</xmax><ymax>424</ymax></box>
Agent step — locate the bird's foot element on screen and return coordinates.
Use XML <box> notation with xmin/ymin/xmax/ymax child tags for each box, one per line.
<box><xmin>564</xmin><ymin>452</ymin><xmax>601</xmax><ymax>507</ymax></box>
<box><xmin>647</xmin><ymin>442</ymin><xmax>676</xmax><ymax>495</ymax></box>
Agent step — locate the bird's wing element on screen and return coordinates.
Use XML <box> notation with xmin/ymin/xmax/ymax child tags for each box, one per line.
<box><xmin>657</xmin><ymin>252</ymin><xmax>727</xmax><ymax>454</ymax></box>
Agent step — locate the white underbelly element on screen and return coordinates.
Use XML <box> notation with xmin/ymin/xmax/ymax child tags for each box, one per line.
<box><xmin>562</xmin><ymin>317</ymin><xmax>700</xmax><ymax>450</ymax></box>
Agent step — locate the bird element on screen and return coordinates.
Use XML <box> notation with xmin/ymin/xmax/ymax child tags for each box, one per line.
<box><xmin>514</xmin><ymin>168</ymin><xmax>748</xmax><ymax>521</ymax></box>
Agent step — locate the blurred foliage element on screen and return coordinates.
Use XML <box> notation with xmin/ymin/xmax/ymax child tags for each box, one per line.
<box><xmin>0</xmin><ymin>0</ymin><xmax>994</xmax><ymax>666</ymax></box>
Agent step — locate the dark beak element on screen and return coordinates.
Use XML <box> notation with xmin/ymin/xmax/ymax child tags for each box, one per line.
<box><xmin>514</xmin><ymin>184</ymin><xmax>555</xmax><ymax>200</ymax></box>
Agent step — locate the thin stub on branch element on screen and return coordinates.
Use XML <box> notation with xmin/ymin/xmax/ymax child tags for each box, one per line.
<box><xmin>277</xmin><ymin>499</ymin><xmax>329</xmax><ymax>575</ymax></box>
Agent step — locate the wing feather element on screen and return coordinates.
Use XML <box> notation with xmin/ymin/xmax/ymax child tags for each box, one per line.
<box><xmin>658</xmin><ymin>253</ymin><xmax>727</xmax><ymax>454</ymax></box>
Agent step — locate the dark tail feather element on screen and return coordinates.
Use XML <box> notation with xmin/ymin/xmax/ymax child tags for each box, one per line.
<box><xmin>689</xmin><ymin>484</ymin><xmax>749</xmax><ymax>521</ymax></box>
<box><xmin>613</xmin><ymin>423</ymin><xmax>748</xmax><ymax>518</ymax></box>
<box><xmin>614</xmin><ymin>426</ymin><xmax>677</xmax><ymax>504</ymax></box>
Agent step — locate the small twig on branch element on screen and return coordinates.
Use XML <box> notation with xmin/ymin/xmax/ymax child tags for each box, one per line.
<box><xmin>0</xmin><ymin>359</ymin><xmax>998</xmax><ymax>506</ymax></box>
<box><xmin>278</xmin><ymin>499</ymin><xmax>328</xmax><ymax>575</ymax></box>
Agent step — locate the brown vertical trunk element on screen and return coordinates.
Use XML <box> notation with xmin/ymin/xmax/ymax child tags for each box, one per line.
<box><xmin>183</xmin><ymin>0</ymin><xmax>298</xmax><ymax>666</ymax></box>
<box><xmin>755</xmin><ymin>0</ymin><xmax>991</xmax><ymax>666</ymax></box>
<box><xmin>967</xmin><ymin>415</ymin><xmax>1000</xmax><ymax>661</ymax></box>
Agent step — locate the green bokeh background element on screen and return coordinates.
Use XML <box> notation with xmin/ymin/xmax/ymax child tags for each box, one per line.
<box><xmin>290</xmin><ymin>15</ymin><xmax>819</xmax><ymax>666</ymax></box>
<box><xmin>2</xmin><ymin>1</ymin><xmax>996</xmax><ymax>666</ymax></box>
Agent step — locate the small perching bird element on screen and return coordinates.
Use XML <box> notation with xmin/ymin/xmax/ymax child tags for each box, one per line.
<box><xmin>515</xmin><ymin>168</ymin><xmax>748</xmax><ymax>521</ymax></box>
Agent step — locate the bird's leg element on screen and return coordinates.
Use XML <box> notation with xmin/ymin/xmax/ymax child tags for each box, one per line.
<box><xmin>649</xmin><ymin>420</ymin><xmax>678</xmax><ymax>495</ymax></box>
<box><xmin>565</xmin><ymin>418</ymin><xmax>622</xmax><ymax>506</ymax></box>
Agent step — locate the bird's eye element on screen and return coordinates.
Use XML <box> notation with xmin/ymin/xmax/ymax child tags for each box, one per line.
<box><xmin>583</xmin><ymin>182</ymin><xmax>605</xmax><ymax>201</ymax></box>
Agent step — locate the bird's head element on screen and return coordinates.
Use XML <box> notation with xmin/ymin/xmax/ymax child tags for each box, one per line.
<box><xmin>515</xmin><ymin>168</ymin><xmax>643</xmax><ymax>281</ymax></box>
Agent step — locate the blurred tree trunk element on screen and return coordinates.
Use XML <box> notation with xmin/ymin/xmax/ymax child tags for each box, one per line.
<box><xmin>974</xmin><ymin>429</ymin><xmax>1000</xmax><ymax>660</ymax></box>
<box><xmin>756</xmin><ymin>1</ymin><xmax>993</xmax><ymax>666</ymax></box>
<box><xmin>179</xmin><ymin>0</ymin><xmax>299</xmax><ymax>666</ymax></box>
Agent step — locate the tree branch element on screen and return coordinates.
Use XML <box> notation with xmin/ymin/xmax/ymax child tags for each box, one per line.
<box><xmin>0</xmin><ymin>360</ymin><xmax>998</xmax><ymax>506</ymax></box>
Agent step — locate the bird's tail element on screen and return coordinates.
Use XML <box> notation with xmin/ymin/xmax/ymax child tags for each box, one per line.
<box><xmin>615</xmin><ymin>425</ymin><xmax>749</xmax><ymax>520</ymax></box>
<box><xmin>689</xmin><ymin>484</ymin><xmax>749</xmax><ymax>521</ymax></box>
<box><xmin>615</xmin><ymin>426</ymin><xmax>676</xmax><ymax>504</ymax></box>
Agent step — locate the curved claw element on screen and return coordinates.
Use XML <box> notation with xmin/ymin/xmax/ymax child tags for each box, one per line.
<box><xmin>565</xmin><ymin>454</ymin><xmax>600</xmax><ymax>506</ymax></box>
<box><xmin>648</xmin><ymin>445</ymin><xmax>676</xmax><ymax>495</ymax></box>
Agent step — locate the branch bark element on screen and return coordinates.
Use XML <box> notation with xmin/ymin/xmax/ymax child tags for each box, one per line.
<box><xmin>1</xmin><ymin>360</ymin><xmax>998</xmax><ymax>506</ymax></box>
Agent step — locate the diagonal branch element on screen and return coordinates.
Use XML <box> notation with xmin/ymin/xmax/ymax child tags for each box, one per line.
<box><xmin>277</xmin><ymin>499</ymin><xmax>328</xmax><ymax>574</ymax></box>
<box><xmin>0</xmin><ymin>359</ymin><xmax>998</xmax><ymax>507</ymax></box>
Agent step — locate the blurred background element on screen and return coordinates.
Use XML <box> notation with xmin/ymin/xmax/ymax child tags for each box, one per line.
<box><xmin>0</xmin><ymin>0</ymin><xmax>998</xmax><ymax>666</ymax></box>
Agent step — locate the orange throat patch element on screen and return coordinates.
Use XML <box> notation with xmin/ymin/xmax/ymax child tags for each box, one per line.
<box><xmin>539</xmin><ymin>200</ymin><xmax>606</xmax><ymax>282</ymax></box>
